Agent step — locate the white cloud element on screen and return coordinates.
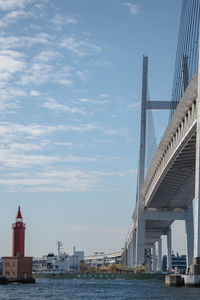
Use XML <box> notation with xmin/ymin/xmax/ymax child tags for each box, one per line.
<box><xmin>30</xmin><ymin>90</ymin><xmax>40</xmax><ymax>96</ymax></box>
<box><xmin>0</xmin><ymin>33</ymin><xmax>53</xmax><ymax>50</ymax></box>
<box><xmin>76</xmin><ymin>70</ymin><xmax>90</xmax><ymax>82</ymax></box>
<box><xmin>0</xmin><ymin>49</ymin><xmax>24</xmax><ymax>58</ymax></box>
<box><xmin>59</xmin><ymin>35</ymin><xmax>102</xmax><ymax>57</ymax></box>
<box><xmin>21</xmin><ymin>59</ymin><xmax>72</xmax><ymax>87</ymax></box>
<box><xmin>94</xmin><ymin>139</ymin><xmax>113</xmax><ymax>144</ymax></box>
<box><xmin>53</xmin><ymin>79</ymin><xmax>73</xmax><ymax>86</ymax></box>
<box><xmin>123</xmin><ymin>2</ymin><xmax>140</xmax><ymax>15</ymax></box>
<box><xmin>0</xmin><ymin>123</ymin><xmax>65</xmax><ymax>137</ymax></box>
<box><xmin>42</xmin><ymin>99</ymin><xmax>86</xmax><ymax>114</ymax></box>
<box><xmin>127</xmin><ymin>101</ymin><xmax>140</xmax><ymax>110</ymax></box>
<box><xmin>51</xmin><ymin>14</ymin><xmax>79</xmax><ymax>29</ymax></box>
<box><xmin>0</xmin><ymin>9</ymin><xmax>29</xmax><ymax>27</ymax></box>
<box><xmin>0</xmin><ymin>151</ymin><xmax>59</xmax><ymax>168</ymax></box>
<box><xmin>24</xmin><ymin>32</ymin><xmax>54</xmax><ymax>46</ymax></box>
<box><xmin>79</xmin><ymin>98</ymin><xmax>92</xmax><ymax>103</ymax></box>
<box><xmin>20</xmin><ymin>62</ymin><xmax>53</xmax><ymax>85</ymax></box>
<box><xmin>55</xmin><ymin>142</ymin><xmax>73</xmax><ymax>147</ymax></box>
<box><xmin>0</xmin><ymin>54</ymin><xmax>25</xmax><ymax>73</ymax></box>
<box><xmin>35</xmin><ymin>50</ymin><xmax>62</xmax><ymax>63</ymax></box>
<box><xmin>0</xmin><ymin>51</ymin><xmax>25</xmax><ymax>87</ymax></box>
<box><xmin>0</xmin><ymin>0</ymin><xmax>32</xmax><ymax>11</ymax></box>
<box><xmin>0</xmin><ymin>36</ymin><xmax>22</xmax><ymax>49</ymax></box>
<box><xmin>0</xmin><ymin>168</ymin><xmax>97</xmax><ymax>192</ymax></box>
<box><xmin>94</xmin><ymin>169</ymin><xmax>136</xmax><ymax>177</ymax></box>
<box><xmin>8</xmin><ymin>143</ymin><xmax>42</xmax><ymax>151</ymax></box>
<box><xmin>103</xmin><ymin>129</ymin><xmax>119</xmax><ymax>135</ymax></box>
<box><xmin>0</xmin><ymin>101</ymin><xmax>17</xmax><ymax>111</ymax></box>
<box><xmin>63</xmin><ymin>155</ymin><xmax>97</xmax><ymax>163</ymax></box>
<box><xmin>100</xmin><ymin>94</ymin><xmax>109</xmax><ymax>98</ymax></box>
<box><xmin>0</xmin><ymin>122</ymin><xmax>98</xmax><ymax>139</ymax></box>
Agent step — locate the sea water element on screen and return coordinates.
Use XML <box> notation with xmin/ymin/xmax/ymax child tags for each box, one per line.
<box><xmin>0</xmin><ymin>278</ymin><xmax>200</xmax><ymax>300</ymax></box>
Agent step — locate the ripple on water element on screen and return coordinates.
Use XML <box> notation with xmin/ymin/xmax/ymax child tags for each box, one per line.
<box><xmin>0</xmin><ymin>278</ymin><xmax>199</xmax><ymax>300</ymax></box>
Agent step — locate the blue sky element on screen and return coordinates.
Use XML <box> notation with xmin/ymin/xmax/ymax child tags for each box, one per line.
<box><xmin>0</xmin><ymin>0</ymin><xmax>184</xmax><ymax>257</ymax></box>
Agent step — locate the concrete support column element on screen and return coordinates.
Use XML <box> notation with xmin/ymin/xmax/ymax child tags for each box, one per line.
<box><xmin>152</xmin><ymin>244</ymin><xmax>156</xmax><ymax>272</ymax></box>
<box><xmin>129</xmin><ymin>243</ymin><xmax>132</xmax><ymax>268</ymax></box>
<box><xmin>185</xmin><ymin>201</ymin><xmax>194</xmax><ymax>268</ymax></box>
<box><xmin>130</xmin><ymin>237</ymin><xmax>133</xmax><ymax>268</ymax></box>
<box><xmin>127</xmin><ymin>244</ymin><xmax>130</xmax><ymax>267</ymax></box>
<box><xmin>132</xmin><ymin>231</ymin><xmax>136</xmax><ymax>266</ymax></box>
<box><xmin>167</xmin><ymin>227</ymin><xmax>172</xmax><ymax>271</ymax></box>
<box><xmin>136</xmin><ymin>215</ymin><xmax>145</xmax><ymax>265</ymax></box>
<box><xmin>158</xmin><ymin>238</ymin><xmax>162</xmax><ymax>272</ymax></box>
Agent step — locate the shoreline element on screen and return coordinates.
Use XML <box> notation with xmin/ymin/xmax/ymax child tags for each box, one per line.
<box><xmin>33</xmin><ymin>272</ymin><xmax>165</xmax><ymax>280</ymax></box>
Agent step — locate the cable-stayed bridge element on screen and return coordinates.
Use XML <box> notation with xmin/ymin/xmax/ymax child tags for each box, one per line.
<box><xmin>123</xmin><ymin>0</ymin><xmax>200</xmax><ymax>278</ymax></box>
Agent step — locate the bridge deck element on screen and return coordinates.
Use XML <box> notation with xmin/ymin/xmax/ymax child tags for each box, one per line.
<box><xmin>142</xmin><ymin>71</ymin><xmax>197</xmax><ymax>210</ymax></box>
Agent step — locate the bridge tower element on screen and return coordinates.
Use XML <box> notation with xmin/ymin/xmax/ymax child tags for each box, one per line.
<box><xmin>135</xmin><ymin>56</ymin><xmax>148</xmax><ymax>266</ymax></box>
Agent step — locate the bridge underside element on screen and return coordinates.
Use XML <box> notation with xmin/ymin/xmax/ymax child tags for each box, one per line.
<box><xmin>145</xmin><ymin>220</ymin><xmax>172</xmax><ymax>247</ymax></box>
<box><xmin>147</xmin><ymin>131</ymin><xmax>196</xmax><ymax>209</ymax></box>
<box><xmin>143</xmin><ymin>71</ymin><xmax>198</xmax><ymax>211</ymax></box>
<box><xmin>141</xmin><ymin>73</ymin><xmax>198</xmax><ymax>251</ymax></box>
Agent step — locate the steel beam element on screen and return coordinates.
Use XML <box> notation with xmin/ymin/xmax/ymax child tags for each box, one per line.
<box><xmin>146</xmin><ymin>101</ymin><xmax>177</xmax><ymax>110</ymax></box>
<box><xmin>144</xmin><ymin>210</ymin><xmax>186</xmax><ymax>220</ymax></box>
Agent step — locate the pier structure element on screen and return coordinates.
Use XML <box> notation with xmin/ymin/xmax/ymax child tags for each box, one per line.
<box><xmin>123</xmin><ymin>0</ymin><xmax>200</xmax><ymax>286</ymax></box>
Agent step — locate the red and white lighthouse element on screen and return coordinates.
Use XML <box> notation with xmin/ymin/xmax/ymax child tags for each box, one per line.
<box><xmin>12</xmin><ymin>206</ymin><xmax>26</xmax><ymax>257</ymax></box>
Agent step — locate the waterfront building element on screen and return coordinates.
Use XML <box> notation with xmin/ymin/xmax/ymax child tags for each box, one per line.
<box><xmin>3</xmin><ymin>256</ymin><xmax>32</xmax><ymax>280</ymax></box>
<box><xmin>162</xmin><ymin>254</ymin><xmax>186</xmax><ymax>273</ymax></box>
<box><xmin>69</xmin><ymin>246</ymin><xmax>84</xmax><ymax>271</ymax></box>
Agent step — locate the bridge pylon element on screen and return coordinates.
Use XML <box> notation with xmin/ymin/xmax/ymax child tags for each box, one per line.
<box><xmin>125</xmin><ymin>55</ymin><xmax>194</xmax><ymax>273</ymax></box>
<box><xmin>135</xmin><ymin>55</ymin><xmax>148</xmax><ymax>266</ymax></box>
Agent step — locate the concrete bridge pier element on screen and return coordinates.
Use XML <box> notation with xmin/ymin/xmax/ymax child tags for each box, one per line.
<box><xmin>130</xmin><ymin>235</ymin><xmax>134</xmax><ymax>268</ymax></box>
<box><xmin>152</xmin><ymin>244</ymin><xmax>156</xmax><ymax>272</ymax></box>
<box><xmin>127</xmin><ymin>243</ymin><xmax>131</xmax><ymax>268</ymax></box>
<box><xmin>158</xmin><ymin>238</ymin><xmax>162</xmax><ymax>272</ymax></box>
<box><xmin>185</xmin><ymin>201</ymin><xmax>194</xmax><ymax>269</ymax></box>
<box><xmin>167</xmin><ymin>227</ymin><xmax>172</xmax><ymax>271</ymax></box>
<box><xmin>132</xmin><ymin>230</ymin><xmax>136</xmax><ymax>267</ymax></box>
<box><xmin>135</xmin><ymin>214</ymin><xmax>145</xmax><ymax>265</ymax></box>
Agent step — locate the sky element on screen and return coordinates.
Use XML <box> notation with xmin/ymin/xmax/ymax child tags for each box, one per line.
<box><xmin>0</xmin><ymin>0</ymin><xmax>185</xmax><ymax>257</ymax></box>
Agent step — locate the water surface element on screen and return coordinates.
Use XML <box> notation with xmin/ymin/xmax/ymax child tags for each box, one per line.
<box><xmin>0</xmin><ymin>278</ymin><xmax>199</xmax><ymax>299</ymax></box>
